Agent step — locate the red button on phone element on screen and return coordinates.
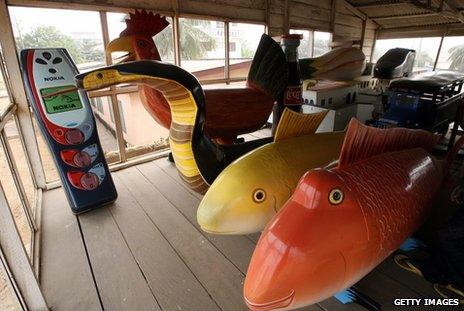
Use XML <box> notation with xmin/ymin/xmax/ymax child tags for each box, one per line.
<box><xmin>80</xmin><ymin>172</ymin><xmax>99</xmax><ymax>190</ymax></box>
<box><xmin>54</xmin><ymin>129</ymin><xmax>64</xmax><ymax>137</ymax></box>
<box><xmin>73</xmin><ymin>151</ymin><xmax>92</xmax><ymax>168</ymax></box>
<box><xmin>65</xmin><ymin>129</ymin><xmax>84</xmax><ymax>145</ymax></box>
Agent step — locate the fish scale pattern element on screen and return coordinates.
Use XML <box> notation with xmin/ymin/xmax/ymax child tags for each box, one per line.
<box><xmin>335</xmin><ymin>148</ymin><xmax>443</xmax><ymax>263</ymax></box>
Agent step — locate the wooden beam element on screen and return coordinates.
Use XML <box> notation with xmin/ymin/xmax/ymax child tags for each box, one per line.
<box><xmin>360</xmin><ymin>18</ymin><xmax>366</xmax><ymax>49</ymax></box>
<box><xmin>354</xmin><ymin>1</ymin><xmax>405</xmax><ymax>9</ymax></box>
<box><xmin>330</xmin><ymin>0</ymin><xmax>337</xmax><ymax>33</ymax></box>
<box><xmin>283</xmin><ymin>0</ymin><xmax>289</xmax><ymax>35</ymax></box>
<box><xmin>372</xmin><ymin>12</ymin><xmax>439</xmax><ymax>21</ymax></box>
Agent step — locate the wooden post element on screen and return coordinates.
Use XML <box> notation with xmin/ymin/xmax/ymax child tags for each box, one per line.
<box><xmin>330</xmin><ymin>0</ymin><xmax>337</xmax><ymax>33</ymax></box>
<box><xmin>283</xmin><ymin>0</ymin><xmax>289</xmax><ymax>35</ymax></box>
<box><xmin>100</xmin><ymin>11</ymin><xmax>127</xmax><ymax>162</ymax></box>
<box><xmin>433</xmin><ymin>27</ymin><xmax>446</xmax><ymax>70</ymax></box>
<box><xmin>0</xmin><ymin>0</ymin><xmax>46</xmax><ymax>188</ymax></box>
<box><xmin>370</xmin><ymin>29</ymin><xmax>378</xmax><ymax>62</ymax></box>
<box><xmin>224</xmin><ymin>21</ymin><xmax>230</xmax><ymax>83</ymax></box>
<box><xmin>0</xmin><ymin>180</ymin><xmax>48</xmax><ymax>310</ymax></box>
<box><xmin>360</xmin><ymin>19</ymin><xmax>367</xmax><ymax>49</ymax></box>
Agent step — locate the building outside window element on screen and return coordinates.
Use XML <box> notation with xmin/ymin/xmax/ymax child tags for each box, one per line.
<box><xmin>290</xmin><ymin>29</ymin><xmax>312</xmax><ymax>58</ymax></box>
<box><xmin>290</xmin><ymin>29</ymin><xmax>332</xmax><ymax>58</ymax></box>
<box><xmin>179</xmin><ymin>18</ymin><xmax>226</xmax><ymax>80</ymax></box>
<box><xmin>313</xmin><ymin>31</ymin><xmax>331</xmax><ymax>57</ymax></box>
<box><xmin>229</xmin><ymin>23</ymin><xmax>265</xmax><ymax>79</ymax></box>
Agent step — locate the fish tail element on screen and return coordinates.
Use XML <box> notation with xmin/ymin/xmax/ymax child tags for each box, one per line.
<box><xmin>445</xmin><ymin>134</ymin><xmax>464</xmax><ymax>166</ymax></box>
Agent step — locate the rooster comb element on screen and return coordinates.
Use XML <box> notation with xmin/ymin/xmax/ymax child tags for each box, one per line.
<box><xmin>120</xmin><ymin>9</ymin><xmax>169</xmax><ymax>37</ymax></box>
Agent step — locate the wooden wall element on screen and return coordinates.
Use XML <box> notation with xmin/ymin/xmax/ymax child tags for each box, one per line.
<box><xmin>7</xmin><ymin>0</ymin><xmax>378</xmax><ymax>58</ymax></box>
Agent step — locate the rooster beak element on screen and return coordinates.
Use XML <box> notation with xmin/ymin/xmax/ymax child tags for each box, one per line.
<box><xmin>106</xmin><ymin>36</ymin><xmax>135</xmax><ymax>62</ymax></box>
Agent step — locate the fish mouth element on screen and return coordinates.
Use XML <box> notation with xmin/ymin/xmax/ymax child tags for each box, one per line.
<box><xmin>244</xmin><ymin>290</ymin><xmax>295</xmax><ymax>311</ymax></box>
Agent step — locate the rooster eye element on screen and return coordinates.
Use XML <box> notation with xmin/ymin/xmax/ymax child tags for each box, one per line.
<box><xmin>328</xmin><ymin>188</ymin><xmax>343</xmax><ymax>205</ymax></box>
<box><xmin>137</xmin><ymin>40</ymin><xmax>147</xmax><ymax>48</ymax></box>
<box><xmin>253</xmin><ymin>189</ymin><xmax>266</xmax><ymax>203</ymax></box>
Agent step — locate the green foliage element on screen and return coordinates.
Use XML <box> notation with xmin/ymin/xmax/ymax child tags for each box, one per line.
<box><xmin>14</xmin><ymin>25</ymin><xmax>104</xmax><ymax>65</ymax></box>
<box><xmin>179</xmin><ymin>19</ymin><xmax>216</xmax><ymax>60</ymax></box>
<box><xmin>240</xmin><ymin>41</ymin><xmax>254</xmax><ymax>58</ymax></box>
<box><xmin>447</xmin><ymin>44</ymin><xmax>464</xmax><ymax>71</ymax></box>
<box><xmin>153</xmin><ymin>19</ymin><xmax>217</xmax><ymax>60</ymax></box>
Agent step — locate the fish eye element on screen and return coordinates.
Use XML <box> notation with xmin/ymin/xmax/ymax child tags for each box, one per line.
<box><xmin>328</xmin><ymin>188</ymin><xmax>343</xmax><ymax>205</ymax></box>
<box><xmin>253</xmin><ymin>189</ymin><xmax>266</xmax><ymax>203</ymax></box>
<box><xmin>96</xmin><ymin>73</ymin><xmax>103</xmax><ymax>79</ymax></box>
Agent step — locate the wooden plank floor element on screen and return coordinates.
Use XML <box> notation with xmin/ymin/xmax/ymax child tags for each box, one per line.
<box><xmin>40</xmin><ymin>158</ymin><xmax>449</xmax><ymax>311</ymax></box>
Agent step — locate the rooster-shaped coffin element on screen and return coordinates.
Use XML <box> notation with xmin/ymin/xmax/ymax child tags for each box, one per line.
<box><xmin>106</xmin><ymin>10</ymin><xmax>288</xmax><ymax>144</ymax></box>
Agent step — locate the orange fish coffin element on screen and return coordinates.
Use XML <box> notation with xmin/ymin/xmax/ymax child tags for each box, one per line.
<box><xmin>244</xmin><ymin>119</ymin><xmax>463</xmax><ymax>310</ymax></box>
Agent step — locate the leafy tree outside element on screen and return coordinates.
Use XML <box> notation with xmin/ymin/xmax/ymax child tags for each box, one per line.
<box><xmin>14</xmin><ymin>25</ymin><xmax>104</xmax><ymax>65</ymax></box>
<box><xmin>447</xmin><ymin>44</ymin><xmax>464</xmax><ymax>72</ymax></box>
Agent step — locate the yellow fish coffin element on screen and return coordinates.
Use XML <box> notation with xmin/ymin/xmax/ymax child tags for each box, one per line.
<box><xmin>197</xmin><ymin>109</ymin><xmax>345</xmax><ymax>235</ymax></box>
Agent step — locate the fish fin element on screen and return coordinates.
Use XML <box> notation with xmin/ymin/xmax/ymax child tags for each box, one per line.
<box><xmin>334</xmin><ymin>287</ymin><xmax>381</xmax><ymax>311</ymax></box>
<box><xmin>399</xmin><ymin>237</ymin><xmax>427</xmax><ymax>252</ymax></box>
<box><xmin>338</xmin><ymin>118</ymin><xmax>440</xmax><ymax>168</ymax></box>
<box><xmin>274</xmin><ymin>108</ymin><xmax>328</xmax><ymax>142</ymax></box>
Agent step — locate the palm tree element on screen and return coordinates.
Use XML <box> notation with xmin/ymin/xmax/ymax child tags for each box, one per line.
<box><xmin>447</xmin><ymin>44</ymin><xmax>464</xmax><ymax>71</ymax></box>
<box><xmin>153</xmin><ymin>19</ymin><xmax>216</xmax><ymax>61</ymax></box>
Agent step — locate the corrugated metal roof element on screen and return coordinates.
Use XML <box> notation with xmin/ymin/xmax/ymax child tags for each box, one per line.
<box><xmin>346</xmin><ymin>0</ymin><xmax>463</xmax><ymax>29</ymax></box>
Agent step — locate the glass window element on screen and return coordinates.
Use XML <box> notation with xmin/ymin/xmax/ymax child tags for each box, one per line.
<box><xmin>3</xmin><ymin>118</ymin><xmax>35</xmax><ymax>212</ymax></box>
<box><xmin>89</xmin><ymin>96</ymin><xmax>120</xmax><ymax>164</ymax></box>
<box><xmin>179</xmin><ymin>18</ymin><xmax>225</xmax><ymax>80</ymax></box>
<box><xmin>435</xmin><ymin>36</ymin><xmax>464</xmax><ymax>72</ymax></box>
<box><xmin>372</xmin><ymin>37</ymin><xmax>441</xmax><ymax>73</ymax></box>
<box><xmin>0</xmin><ymin>143</ymin><xmax>33</xmax><ymax>259</ymax></box>
<box><xmin>9</xmin><ymin>7</ymin><xmax>105</xmax><ymax>72</ymax></box>
<box><xmin>0</xmin><ymin>66</ymin><xmax>10</xmax><ymax>114</ymax></box>
<box><xmin>116</xmin><ymin>94</ymin><xmax>169</xmax><ymax>160</ymax></box>
<box><xmin>290</xmin><ymin>29</ymin><xmax>312</xmax><ymax>58</ymax></box>
<box><xmin>229</xmin><ymin>23</ymin><xmax>266</xmax><ymax>79</ymax></box>
<box><xmin>313</xmin><ymin>31</ymin><xmax>331</xmax><ymax>57</ymax></box>
<box><xmin>107</xmin><ymin>13</ymin><xmax>174</xmax><ymax>64</ymax></box>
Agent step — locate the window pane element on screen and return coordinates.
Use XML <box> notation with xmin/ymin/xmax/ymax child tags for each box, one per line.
<box><xmin>373</xmin><ymin>37</ymin><xmax>441</xmax><ymax>74</ymax></box>
<box><xmin>435</xmin><ymin>36</ymin><xmax>464</xmax><ymax>72</ymax></box>
<box><xmin>290</xmin><ymin>29</ymin><xmax>312</xmax><ymax>58</ymax></box>
<box><xmin>9</xmin><ymin>7</ymin><xmax>105</xmax><ymax>72</ymax></box>
<box><xmin>229</xmin><ymin>23</ymin><xmax>266</xmax><ymax>78</ymax></box>
<box><xmin>0</xmin><ymin>267</ymin><xmax>21</xmax><ymax>311</ymax></box>
<box><xmin>180</xmin><ymin>18</ymin><xmax>225</xmax><ymax>80</ymax></box>
<box><xmin>31</xmin><ymin>115</ymin><xmax>59</xmax><ymax>183</ymax></box>
<box><xmin>116</xmin><ymin>94</ymin><xmax>169</xmax><ymax>160</ymax></box>
<box><xmin>107</xmin><ymin>13</ymin><xmax>174</xmax><ymax>63</ymax></box>
<box><xmin>313</xmin><ymin>31</ymin><xmax>331</xmax><ymax>57</ymax></box>
<box><xmin>3</xmin><ymin>118</ymin><xmax>35</xmax><ymax>212</ymax></box>
<box><xmin>0</xmin><ymin>143</ymin><xmax>33</xmax><ymax>260</ymax></box>
<box><xmin>90</xmin><ymin>96</ymin><xmax>121</xmax><ymax>164</ymax></box>
<box><xmin>0</xmin><ymin>53</ymin><xmax>11</xmax><ymax>114</ymax></box>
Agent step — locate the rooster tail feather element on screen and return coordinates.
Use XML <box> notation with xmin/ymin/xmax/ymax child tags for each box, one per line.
<box><xmin>247</xmin><ymin>34</ymin><xmax>288</xmax><ymax>100</ymax></box>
